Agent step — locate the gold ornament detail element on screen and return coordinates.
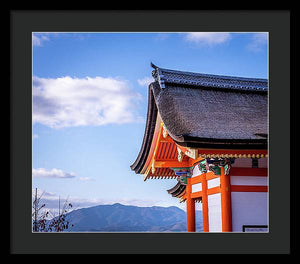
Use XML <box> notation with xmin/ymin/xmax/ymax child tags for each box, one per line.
<box><xmin>162</xmin><ymin>124</ymin><xmax>168</xmax><ymax>138</ymax></box>
<box><xmin>177</xmin><ymin>147</ymin><xmax>183</xmax><ymax>162</ymax></box>
<box><xmin>151</xmin><ymin>160</ymin><xmax>155</xmax><ymax>174</ymax></box>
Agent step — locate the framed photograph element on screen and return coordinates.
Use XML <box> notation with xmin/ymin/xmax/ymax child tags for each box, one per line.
<box><xmin>10</xmin><ymin>10</ymin><xmax>291</xmax><ymax>254</ymax></box>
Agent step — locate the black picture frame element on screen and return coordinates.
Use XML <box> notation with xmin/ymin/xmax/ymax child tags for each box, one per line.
<box><xmin>10</xmin><ymin>10</ymin><xmax>291</xmax><ymax>254</ymax></box>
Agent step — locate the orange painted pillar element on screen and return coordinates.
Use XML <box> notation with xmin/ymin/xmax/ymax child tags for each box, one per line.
<box><xmin>220</xmin><ymin>166</ymin><xmax>232</xmax><ymax>232</ymax></box>
<box><xmin>201</xmin><ymin>173</ymin><xmax>209</xmax><ymax>232</ymax></box>
<box><xmin>186</xmin><ymin>177</ymin><xmax>195</xmax><ymax>232</ymax></box>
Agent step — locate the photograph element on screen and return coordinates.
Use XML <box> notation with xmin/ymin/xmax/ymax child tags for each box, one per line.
<box><xmin>32</xmin><ymin>32</ymin><xmax>269</xmax><ymax>233</ymax></box>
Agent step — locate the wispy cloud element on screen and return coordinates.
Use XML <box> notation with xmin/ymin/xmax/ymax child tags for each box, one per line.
<box><xmin>32</xmin><ymin>188</ymin><xmax>185</xmax><ymax>214</ymax></box>
<box><xmin>184</xmin><ymin>32</ymin><xmax>231</xmax><ymax>46</ymax></box>
<box><xmin>32</xmin><ymin>168</ymin><xmax>76</xmax><ymax>179</ymax></box>
<box><xmin>32</xmin><ymin>33</ymin><xmax>93</xmax><ymax>48</ymax></box>
<box><xmin>137</xmin><ymin>77</ymin><xmax>153</xmax><ymax>87</ymax></box>
<box><xmin>246</xmin><ymin>33</ymin><xmax>268</xmax><ymax>52</ymax></box>
<box><xmin>32</xmin><ymin>189</ymin><xmax>73</xmax><ymax>218</ymax></box>
<box><xmin>32</xmin><ymin>33</ymin><xmax>50</xmax><ymax>47</ymax></box>
<box><xmin>33</xmin><ymin>76</ymin><xmax>143</xmax><ymax>129</ymax></box>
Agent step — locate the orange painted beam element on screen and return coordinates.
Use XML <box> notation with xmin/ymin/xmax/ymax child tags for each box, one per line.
<box><xmin>231</xmin><ymin>185</ymin><xmax>268</xmax><ymax>192</ymax></box>
<box><xmin>191</xmin><ymin>191</ymin><xmax>202</xmax><ymax>199</ymax></box>
<box><xmin>190</xmin><ymin>172</ymin><xmax>219</xmax><ymax>183</ymax></box>
<box><xmin>220</xmin><ymin>167</ymin><xmax>232</xmax><ymax>232</ymax></box>
<box><xmin>207</xmin><ymin>186</ymin><xmax>221</xmax><ymax>195</ymax></box>
<box><xmin>206</xmin><ymin>171</ymin><xmax>220</xmax><ymax>180</ymax></box>
<box><xmin>190</xmin><ymin>175</ymin><xmax>202</xmax><ymax>185</ymax></box>
<box><xmin>188</xmin><ymin>168</ymin><xmax>268</xmax><ymax>185</ymax></box>
<box><xmin>159</xmin><ymin>136</ymin><xmax>174</xmax><ymax>143</ymax></box>
<box><xmin>201</xmin><ymin>173</ymin><xmax>209</xmax><ymax>232</ymax></box>
<box><xmin>230</xmin><ymin>167</ymin><xmax>268</xmax><ymax>177</ymax></box>
<box><xmin>154</xmin><ymin>160</ymin><xmax>190</xmax><ymax>168</ymax></box>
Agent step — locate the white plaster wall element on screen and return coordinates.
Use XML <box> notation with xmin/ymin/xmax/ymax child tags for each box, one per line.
<box><xmin>231</xmin><ymin>158</ymin><xmax>268</xmax><ymax>168</ymax></box>
<box><xmin>231</xmin><ymin>158</ymin><xmax>252</xmax><ymax>168</ymax></box>
<box><xmin>192</xmin><ymin>183</ymin><xmax>202</xmax><ymax>193</ymax></box>
<box><xmin>231</xmin><ymin>192</ymin><xmax>268</xmax><ymax>232</ymax></box>
<box><xmin>208</xmin><ymin>193</ymin><xmax>222</xmax><ymax>232</ymax></box>
<box><xmin>230</xmin><ymin>176</ymin><xmax>268</xmax><ymax>186</ymax></box>
<box><xmin>191</xmin><ymin>164</ymin><xmax>201</xmax><ymax>177</ymax></box>
<box><xmin>258</xmin><ymin>158</ymin><xmax>268</xmax><ymax>168</ymax></box>
<box><xmin>207</xmin><ymin>177</ymin><xmax>220</xmax><ymax>189</ymax></box>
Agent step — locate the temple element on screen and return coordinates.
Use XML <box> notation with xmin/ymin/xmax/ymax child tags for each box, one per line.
<box><xmin>130</xmin><ymin>63</ymin><xmax>268</xmax><ymax>232</ymax></box>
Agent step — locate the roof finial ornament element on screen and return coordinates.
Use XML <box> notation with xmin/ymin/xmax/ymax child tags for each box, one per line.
<box><xmin>150</xmin><ymin>62</ymin><xmax>158</xmax><ymax>69</ymax></box>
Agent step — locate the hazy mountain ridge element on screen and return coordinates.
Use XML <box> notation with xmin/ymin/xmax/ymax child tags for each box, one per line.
<box><xmin>63</xmin><ymin>203</ymin><xmax>203</xmax><ymax>232</ymax></box>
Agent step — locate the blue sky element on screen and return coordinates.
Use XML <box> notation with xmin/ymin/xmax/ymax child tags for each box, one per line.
<box><xmin>32</xmin><ymin>32</ymin><xmax>268</xmax><ymax>212</ymax></box>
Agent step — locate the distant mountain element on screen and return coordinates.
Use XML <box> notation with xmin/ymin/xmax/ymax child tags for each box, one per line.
<box><xmin>62</xmin><ymin>203</ymin><xmax>202</xmax><ymax>232</ymax></box>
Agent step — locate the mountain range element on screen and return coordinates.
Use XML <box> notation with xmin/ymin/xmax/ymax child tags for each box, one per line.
<box><xmin>62</xmin><ymin>203</ymin><xmax>203</xmax><ymax>232</ymax></box>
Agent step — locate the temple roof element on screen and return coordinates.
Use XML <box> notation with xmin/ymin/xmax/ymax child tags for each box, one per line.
<box><xmin>150</xmin><ymin>62</ymin><xmax>268</xmax><ymax>92</ymax></box>
<box><xmin>131</xmin><ymin>64</ymin><xmax>268</xmax><ymax>174</ymax></box>
<box><xmin>167</xmin><ymin>181</ymin><xmax>186</xmax><ymax>198</ymax></box>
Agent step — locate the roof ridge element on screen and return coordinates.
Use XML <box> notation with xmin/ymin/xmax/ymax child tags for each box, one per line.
<box><xmin>151</xmin><ymin>64</ymin><xmax>268</xmax><ymax>91</ymax></box>
<box><xmin>161</xmin><ymin>67</ymin><xmax>268</xmax><ymax>82</ymax></box>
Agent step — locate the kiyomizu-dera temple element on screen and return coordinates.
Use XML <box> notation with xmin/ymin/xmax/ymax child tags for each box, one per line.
<box><xmin>130</xmin><ymin>63</ymin><xmax>268</xmax><ymax>232</ymax></box>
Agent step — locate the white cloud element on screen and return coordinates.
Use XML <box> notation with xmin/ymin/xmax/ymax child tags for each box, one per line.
<box><xmin>32</xmin><ymin>168</ymin><xmax>76</xmax><ymax>179</ymax></box>
<box><xmin>32</xmin><ymin>189</ymin><xmax>74</xmax><ymax>219</ymax></box>
<box><xmin>33</xmin><ymin>76</ymin><xmax>143</xmax><ymax>129</ymax></box>
<box><xmin>32</xmin><ymin>33</ymin><xmax>49</xmax><ymax>47</ymax></box>
<box><xmin>247</xmin><ymin>33</ymin><xmax>268</xmax><ymax>52</ymax></box>
<box><xmin>32</xmin><ymin>189</ymin><xmax>57</xmax><ymax>201</ymax></box>
<box><xmin>33</xmin><ymin>134</ymin><xmax>39</xmax><ymax>140</ymax></box>
<box><xmin>184</xmin><ymin>32</ymin><xmax>231</xmax><ymax>46</ymax></box>
<box><xmin>137</xmin><ymin>77</ymin><xmax>153</xmax><ymax>87</ymax></box>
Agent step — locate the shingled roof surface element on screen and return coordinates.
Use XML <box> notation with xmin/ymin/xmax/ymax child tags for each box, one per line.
<box><xmin>131</xmin><ymin>64</ymin><xmax>268</xmax><ymax>173</ymax></box>
<box><xmin>167</xmin><ymin>181</ymin><xmax>186</xmax><ymax>198</ymax></box>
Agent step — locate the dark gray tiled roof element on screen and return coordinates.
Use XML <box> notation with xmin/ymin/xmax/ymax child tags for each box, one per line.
<box><xmin>131</xmin><ymin>64</ymin><xmax>268</xmax><ymax>174</ymax></box>
<box><xmin>152</xmin><ymin>82</ymin><xmax>268</xmax><ymax>146</ymax></box>
<box><xmin>167</xmin><ymin>181</ymin><xmax>186</xmax><ymax>197</ymax></box>
<box><xmin>151</xmin><ymin>62</ymin><xmax>268</xmax><ymax>92</ymax></box>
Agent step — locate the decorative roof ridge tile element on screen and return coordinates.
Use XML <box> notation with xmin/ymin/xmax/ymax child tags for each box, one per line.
<box><xmin>159</xmin><ymin>67</ymin><xmax>268</xmax><ymax>82</ymax></box>
<box><xmin>150</xmin><ymin>63</ymin><xmax>268</xmax><ymax>91</ymax></box>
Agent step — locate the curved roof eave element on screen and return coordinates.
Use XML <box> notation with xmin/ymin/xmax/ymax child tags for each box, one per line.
<box><xmin>130</xmin><ymin>82</ymin><xmax>158</xmax><ymax>174</ymax></box>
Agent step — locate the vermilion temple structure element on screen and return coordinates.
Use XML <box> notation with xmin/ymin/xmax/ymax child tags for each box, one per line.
<box><xmin>131</xmin><ymin>63</ymin><xmax>268</xmax><ymax>232</ymax></box>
